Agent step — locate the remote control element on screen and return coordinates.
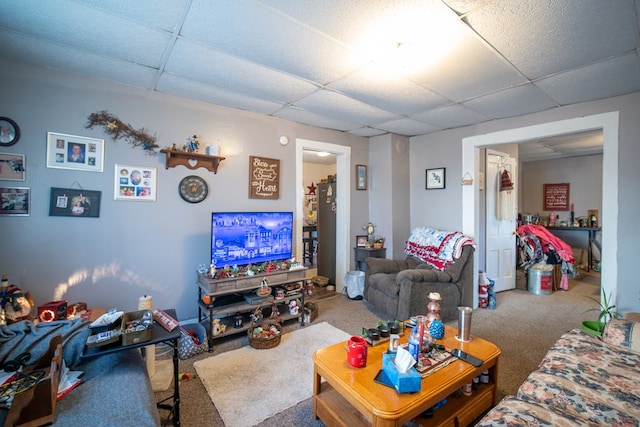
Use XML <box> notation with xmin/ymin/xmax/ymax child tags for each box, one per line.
<box><xmin>451</xmin><ymin>349</ymin><xmax>484</xmax><ymax>367</ymax></box>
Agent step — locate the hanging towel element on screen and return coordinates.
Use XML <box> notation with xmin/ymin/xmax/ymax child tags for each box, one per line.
<box><xmin>497</xmin><ymin>169</ymin><xmax>515</xmax><ymax>220</ymax></box>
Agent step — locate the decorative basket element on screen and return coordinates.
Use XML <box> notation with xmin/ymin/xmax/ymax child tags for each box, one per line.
<box><xmin>304</xmin><ymin>302</ymin><xmax>318</xmax><ymax>323</ymax></box>
<box><xmin>248</xmin><ymin>301</ymin><xmax>282</xmax><ymax>350</ymax></box>
<box><xmin>312</xmin><ymin>276</ymin><xmax>329</xmax><ymax>287</ymax></box>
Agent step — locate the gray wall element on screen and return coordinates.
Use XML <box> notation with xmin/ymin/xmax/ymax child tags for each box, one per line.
<box><xmin>0</xmin><ymin>61</ymin><xmax>367</xmax><ymax>321</ymax></box>
<box><xmin>409</xmin><ymin>91</ymin><xmax>640</xmax><ymax>315</ymax></box>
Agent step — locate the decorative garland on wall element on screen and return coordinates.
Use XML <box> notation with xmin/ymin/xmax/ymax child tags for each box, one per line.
<box><xmin>86</xmin><ymin>110</ymin><xmax>159</xmax><ymax>154</ymax></box>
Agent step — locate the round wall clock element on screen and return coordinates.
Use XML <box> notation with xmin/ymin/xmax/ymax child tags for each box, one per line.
<box><xmin>0</xmin><ymin>117</ymin><xmax>20</xmax><ymax>146</ymax></box>
<box><xmin>179</xmin><ymin>175</ymin><xmax>208</xmax><ymax>203</ymax></box>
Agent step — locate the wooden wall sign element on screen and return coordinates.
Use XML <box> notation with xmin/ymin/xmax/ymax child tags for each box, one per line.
<box><xmin>543</xmin><ymin>183</ymin><xmax>570</xmax><ymax>211</ymax></box>
<box><xmin>249</xmin><ymin>155</ymin><xmax>280</xmax><ymax>199</ymax></box>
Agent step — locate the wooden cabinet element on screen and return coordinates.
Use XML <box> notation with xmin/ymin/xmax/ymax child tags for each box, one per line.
<box><xmin>197</xmin><ymin>269</ymin><xmax>307</xmax><ymax>351</ymax></box>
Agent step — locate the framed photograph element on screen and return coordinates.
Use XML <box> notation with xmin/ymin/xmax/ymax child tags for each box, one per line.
<box><xmin>356</xmin><ymin>164</ymin><xmax>367</xmax><ymax>190</ymax></box>
<box><xmin>0</xmin><ymin>187</ymin><xmax>29</xmax><ymax>216</ymax></box>
<box><xmin>426</xmin><ymin>167</ymin><xmax>446</xmax><ymax>190</ymax></box>
<box><xmin>49</xmin><ymin>187</ymin><xmax>101</xmax><ymax>218</ymax></box>
<box><xmin>46</xmin><ymin>132</ymin><xmax>104</xmax><ymax>172</ymax></box>
<box><xmin>356</xmin><ymin>235</ymin><xmax>368</xmax><ymax>247</ymax></box>
<box><xmin>114</xmin><ymin>164</ymin><xmax>157</xmax><ymax>201</ymax></box>
<box><xmin>0</xmin><ymin>152</ymin><xmax>25</xmax><ymax>181</ymax></box>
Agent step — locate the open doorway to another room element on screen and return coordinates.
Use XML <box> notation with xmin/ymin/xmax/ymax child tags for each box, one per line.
<box><xmin>302</xmin><ymin>150</ymin><xmax>337</xmax><ymax>276</ymax></box>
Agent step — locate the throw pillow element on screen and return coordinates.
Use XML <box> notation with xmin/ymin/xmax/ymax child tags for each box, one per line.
<box><xmin>602</xmin><ymin>319</ymin><xmax>640</xmax><ymax>353</ymax></box>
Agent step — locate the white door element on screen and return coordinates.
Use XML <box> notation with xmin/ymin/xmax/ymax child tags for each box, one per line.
<box><xmin>485</xmin><ymin>150</ymin><xmax>517</xmax><ymax>292</ymax></box>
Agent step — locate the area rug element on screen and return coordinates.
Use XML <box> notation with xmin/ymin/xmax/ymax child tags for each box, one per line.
<box><xmin>193</xmin><ymin>321</ymin><xmax>351</xmax><ymax>427</ymax></box>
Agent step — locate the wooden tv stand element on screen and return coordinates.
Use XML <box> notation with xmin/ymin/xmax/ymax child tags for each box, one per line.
<box><xmin>197</xmin><ymin>268</ymin><xmax>307</xmax><ymax>351</ymax></box>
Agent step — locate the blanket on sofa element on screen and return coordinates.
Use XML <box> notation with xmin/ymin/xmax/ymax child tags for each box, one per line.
<box><xmin>404</xmin><ymin>227</ymin><xmax>476</xmax><ymax>270</ymax></box>
<box><xmin>0</xmin><ymin>318</ymin><xmax>90</xmax><ymax>369</ymax></box>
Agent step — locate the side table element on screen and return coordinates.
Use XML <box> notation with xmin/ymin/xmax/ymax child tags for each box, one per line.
<box><xmin>354</xmin><ymin>247</ymin><xmax>386</xmax><ymax>271</ymax></box>
<box><xmin>83</xmin><ymin>308</ymin><xmax>181</xmax><ymax>426</ymax></box>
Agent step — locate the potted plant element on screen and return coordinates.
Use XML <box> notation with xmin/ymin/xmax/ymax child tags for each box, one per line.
<box><xmin>582</xmin><ymin>292</ymin><xmax>619</xmax><ymax>336</ymax></box>
<box><xmin>373</xmin><ymin>236</ymin><xmax>385</xmax><ymax>249</ymax></box>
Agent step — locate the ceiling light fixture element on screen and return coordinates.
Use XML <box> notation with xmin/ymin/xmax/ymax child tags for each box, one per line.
<box><xmin>317</xmin><ymin>152</ymin><xmax>330</xmax><ymax>157</ymax></box>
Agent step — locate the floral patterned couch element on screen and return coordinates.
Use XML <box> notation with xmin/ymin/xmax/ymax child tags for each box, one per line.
<box><xmin>476</xmin><ymin>319</ymin><xmax>640</xmax><ymax>426</ymax></box>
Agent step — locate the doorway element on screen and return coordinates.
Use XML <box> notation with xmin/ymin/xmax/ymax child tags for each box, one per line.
<box><xmin>462</xmin><ymin>112</ymin><xmax>619</xmax><ymax>308</ymax></box>
<box><xmin>296</xmin><ymin>139</ymin><xmax>351</xmax><ymax>293</ymax></box>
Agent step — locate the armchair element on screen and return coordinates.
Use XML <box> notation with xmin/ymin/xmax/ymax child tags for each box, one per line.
<box><xmin>364</xmin><ymin>245</ymin><xmax>475</xmax><ymax>322</ymax></box>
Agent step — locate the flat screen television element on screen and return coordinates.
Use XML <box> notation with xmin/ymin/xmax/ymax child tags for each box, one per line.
<box><xmin>211</xmin><ymin>212</ymin><xmax>294</xmax><ymax>268</ymax></box>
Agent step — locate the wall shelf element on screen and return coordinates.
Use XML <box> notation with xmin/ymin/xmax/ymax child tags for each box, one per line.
<box><xmin>160</xmin><ymin>149</ymin><xmax>225</xmax><ymax>173</ymax></box>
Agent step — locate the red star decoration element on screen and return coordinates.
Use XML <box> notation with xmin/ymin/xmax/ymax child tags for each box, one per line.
<box><xmin>307</xmin><ymin>182</ymin><xmax>317</xmax><ymax>195</ymax></box>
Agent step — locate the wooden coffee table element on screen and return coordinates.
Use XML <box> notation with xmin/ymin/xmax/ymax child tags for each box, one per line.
<box><xmin>313</xmin><ymin>324</ymin><xmax>500</xmax><ymax>427</ymax></box>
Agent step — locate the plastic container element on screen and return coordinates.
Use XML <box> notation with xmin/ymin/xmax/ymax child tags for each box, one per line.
<box><xmin>345</xmin><ymin>271</ymin><xmax>365</xmax><ymax>299</ymax></box>
<box><xmin>528</xmin><ymin>265</ymin><xmax>553</xmax><ymax>295</ymax></box>
<box><xmin>407</xmin><ymin>327</ymin><xmax>420</xmax><ymax>362</ymax></box>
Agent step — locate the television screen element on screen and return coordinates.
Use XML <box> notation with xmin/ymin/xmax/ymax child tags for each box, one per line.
<box><xmin>211</xmin><ymin>212</ymin><xmax>294</xmax><ymax>268</ymax></box>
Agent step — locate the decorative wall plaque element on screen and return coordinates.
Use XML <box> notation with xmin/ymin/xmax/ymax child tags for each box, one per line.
<box><xmin>543</xmin><ymin>183</ymin><xmax>570</xmax><ymax>211</ymax></box>
<box><xmin>249</xmin><ymin>156</ymin><xmax>280</xmax><ymax>199</ymax></box>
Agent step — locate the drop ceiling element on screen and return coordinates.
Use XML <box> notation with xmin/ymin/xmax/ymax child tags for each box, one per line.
<box><xmin>1</xmin><ymin>0</ymin><xmax>639</xmax><ymax>150</ymax></box>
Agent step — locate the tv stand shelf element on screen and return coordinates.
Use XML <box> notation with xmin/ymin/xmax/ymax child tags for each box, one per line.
<box><xmin>197</xmin><ymin>268</ymin><xmax>308</xmax><ymax>351</ymax></box>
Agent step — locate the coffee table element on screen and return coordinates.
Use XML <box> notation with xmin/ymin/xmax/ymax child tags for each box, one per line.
<box><xmin>313</xmin><ymin>324</ymin><xmax>500</xmax><ymax>427</ymax></box>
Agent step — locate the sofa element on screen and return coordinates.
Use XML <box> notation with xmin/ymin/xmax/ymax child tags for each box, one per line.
<box><xmin>364</xmin><ymin>244</ymin><xmax>475</xmax><ymax>322</ymax></box>
<box><xmin>476</xmin><ymin>318</ymin><xmax>640</xmax><ymax>426</ymax></box>
<box><xmin>0</xmin><ymin>318</ymin><xmax>161</xmax><ymax>426</ymax></box>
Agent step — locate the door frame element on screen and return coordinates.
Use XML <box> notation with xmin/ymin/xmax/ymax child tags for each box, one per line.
<box><xmin>462</xmin><ymin>112</ymin><xmax>618</xmax><ymax>308</ymax></box>
<box><xmin>485</xmin><ymin>149</ymin><xmax>517</xmax><ymax>292</ymax></box>
<box><xmin>296</xmin><ymin>138</ymin><xmax>351</xmax><ymax>293</ymax></box>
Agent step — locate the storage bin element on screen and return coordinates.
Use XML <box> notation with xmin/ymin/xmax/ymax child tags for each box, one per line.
<box><xmin>528</xmin><ymin>265</ymin><xmax>553</xmax><ymax>295</ymax></box>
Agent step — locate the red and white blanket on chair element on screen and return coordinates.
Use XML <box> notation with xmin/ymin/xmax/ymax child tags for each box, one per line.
<box><xmin>404</xmin><ymin>227</ymin><xmax>476</xmax><ymax>271</ymax></box>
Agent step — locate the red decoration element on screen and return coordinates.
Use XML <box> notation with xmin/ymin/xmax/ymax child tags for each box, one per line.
<box><xmin>306</xmin><ymin>182</ymin><xmax>317</xmax><ymax>195</ymax></box>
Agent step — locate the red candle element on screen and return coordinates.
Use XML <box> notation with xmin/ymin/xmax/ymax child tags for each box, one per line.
<box><xmin>571</xmin><ymin>203</ymin><xmax>574</xmax><ymax>212</ymax></box>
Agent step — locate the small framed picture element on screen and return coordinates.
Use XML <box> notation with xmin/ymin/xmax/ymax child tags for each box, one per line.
<box><xmin>356</xmin><ymin>235</ymin><xmax>368</xmax><ymax>247</ymax></box>
<box><xmin>356</xmin><ymin>164</ymin><xmax>367</xmax><ymax>190</ymax></box>
<box><xmin>49</xmin><ymin>187</ymin><xmax>101</xmax><ymax>218</ymax></box>
<box><xmin>114</xmin><ymin>164</ymin><xmax>157</xmax><ymax>201</ymax></box>
<box><xmin>0</xmin><ymin>187</ymin><xmax>29</xmax><ymax>216</ymax></box>
<box><xmin>426</xmin><ymin>168</ymin><xmax>446</xmax><ymax>190</ymax></box>
<box><xmin>46</xmin><ymin>132</ymin><xmax>104</xmax><ymax>172</ymax></box>
<box><xmin>0</xmin><ymin>152</ymin><xmax>25</xmax><ymax>181</ymax></box>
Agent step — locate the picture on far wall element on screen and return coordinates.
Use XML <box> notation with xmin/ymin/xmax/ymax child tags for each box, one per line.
<box><xmin>426</xmin><ymin>167</ymin><xmax>446</xmax><ymax>189</ymax></box>
<box><xmin>0</xmin><ymin>152</ymin><xmax>25</xmax><ymax>181</ymax></box>
<box><xmin>114</xmin><ymin>164</ymin><xmax>157</xmax><ymax>201</ymax></box>
<box><xmin>49</xmin><ymin>187</ymin><xmax>101</xmax><ymax>218</ymax></box>
<box><xmin>46</xmin><ymin>132</ymin><xmax>104</xmax><ymax>172</ymax></box>
<box><xmin>0</xmin><ymin>187</ymin><xmax>29</xmax><ymax>216</ymax></box>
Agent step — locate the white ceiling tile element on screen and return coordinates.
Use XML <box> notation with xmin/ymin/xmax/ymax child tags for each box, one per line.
<box><xmin>274</xmin><ymin>106</ymin><xmax>360</xmax><ymax>132</ymax></box>
<box><xmin>165</xmin><ymin>39</ymin><xmax>319</xmax><ymax>103</ymax></box>
<box><xmin>76</xmin><ymin>0</ymin><xmax>190</xmax><ymax>31</ymax></box>
<box><xmin>534</xmin><ymin>53</ymin><xmax>640</xmax><ymax>105</ymax></box>
<box><xmin>463</xmin><ymin>84</ymin><xmax>558</xmax><ymax>119</ymax></box>
<box><xmin>157</xmin><ymin>74</ymin><xmax>284</xmax><ymax>115</ymax></box>
<box><xmin>376</xmin><ymin>118</ymin><xmax>441</xmax><ymax>136</ymax></box>
<box><xmin>0</xmin><ymin>30</ymin><xmax>157</xmax><ymax>89</ymax></box>
<box><xmin>412</xmin><ymin>104</ymin><xmax>489</xmax><ymax>129</ymax></box>
<box><xmin>349</xmin><ymin>127</ymin><xmax>389</xmax><ymax>137</ymax></box>
<box><xmin>294</xmin><ymin>90</ymin><xmax>401</xmax><ymax>126</ymax></box>
<box><xmin>0</xmin><ymin>0</ymin><xmax>170</xmax><ymax>67</ymax></box>
<box><xmin>463</xmin><ymin>0</ymin><xmax>639</xmax><ymax>79</ymax></box>
<box><xmin>181</xmin><ymin>0</ymin><xmax>364</xmax><ymax>84</ymax></box>
<box><xmin>330</xmin><ymin>64</ymin><xmax>449</xmax><ymax>115</ymax></box>
<box><xmin>410</xmin><ymin>29</ymin><xmax>525</xmax><ymax>101</ymax></box>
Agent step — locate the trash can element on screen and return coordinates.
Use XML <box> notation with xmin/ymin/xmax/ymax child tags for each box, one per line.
<box><xmin>345</xmin><ymin>271</ymin><xmax>365</xmax><ymax>299</ymax></box>
<box><xmin>528</xmin><ymin>264</ymin><xmax>553</xmax><ymax>295</ymax></box>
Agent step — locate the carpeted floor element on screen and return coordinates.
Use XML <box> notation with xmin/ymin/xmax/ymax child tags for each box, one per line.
<box><xmin>155</xmin><ymin>271</ymin><xmax>600</xmax><ymax>426</ymax></box>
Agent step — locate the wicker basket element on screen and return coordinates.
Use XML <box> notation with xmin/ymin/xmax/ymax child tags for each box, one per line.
<box><xmin>312</xmin><ymin>275</ymin><xmax>329</xmax><ymax>287</ymax></box>
<box><xmin>248</xmin><ymin>301</ymin><xmax>282</xmax><ymax>349</ymax></box>
<box><xmin>304</xmin><ymin>302</ymin><xmax>318</xmax><ymax>323</ymax></box>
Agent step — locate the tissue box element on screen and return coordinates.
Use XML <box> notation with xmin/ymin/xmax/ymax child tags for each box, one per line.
<box><xmin>382</xmin><ymin>353</ymin><xmax>422</xmax><ymax>393</ymax></box>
